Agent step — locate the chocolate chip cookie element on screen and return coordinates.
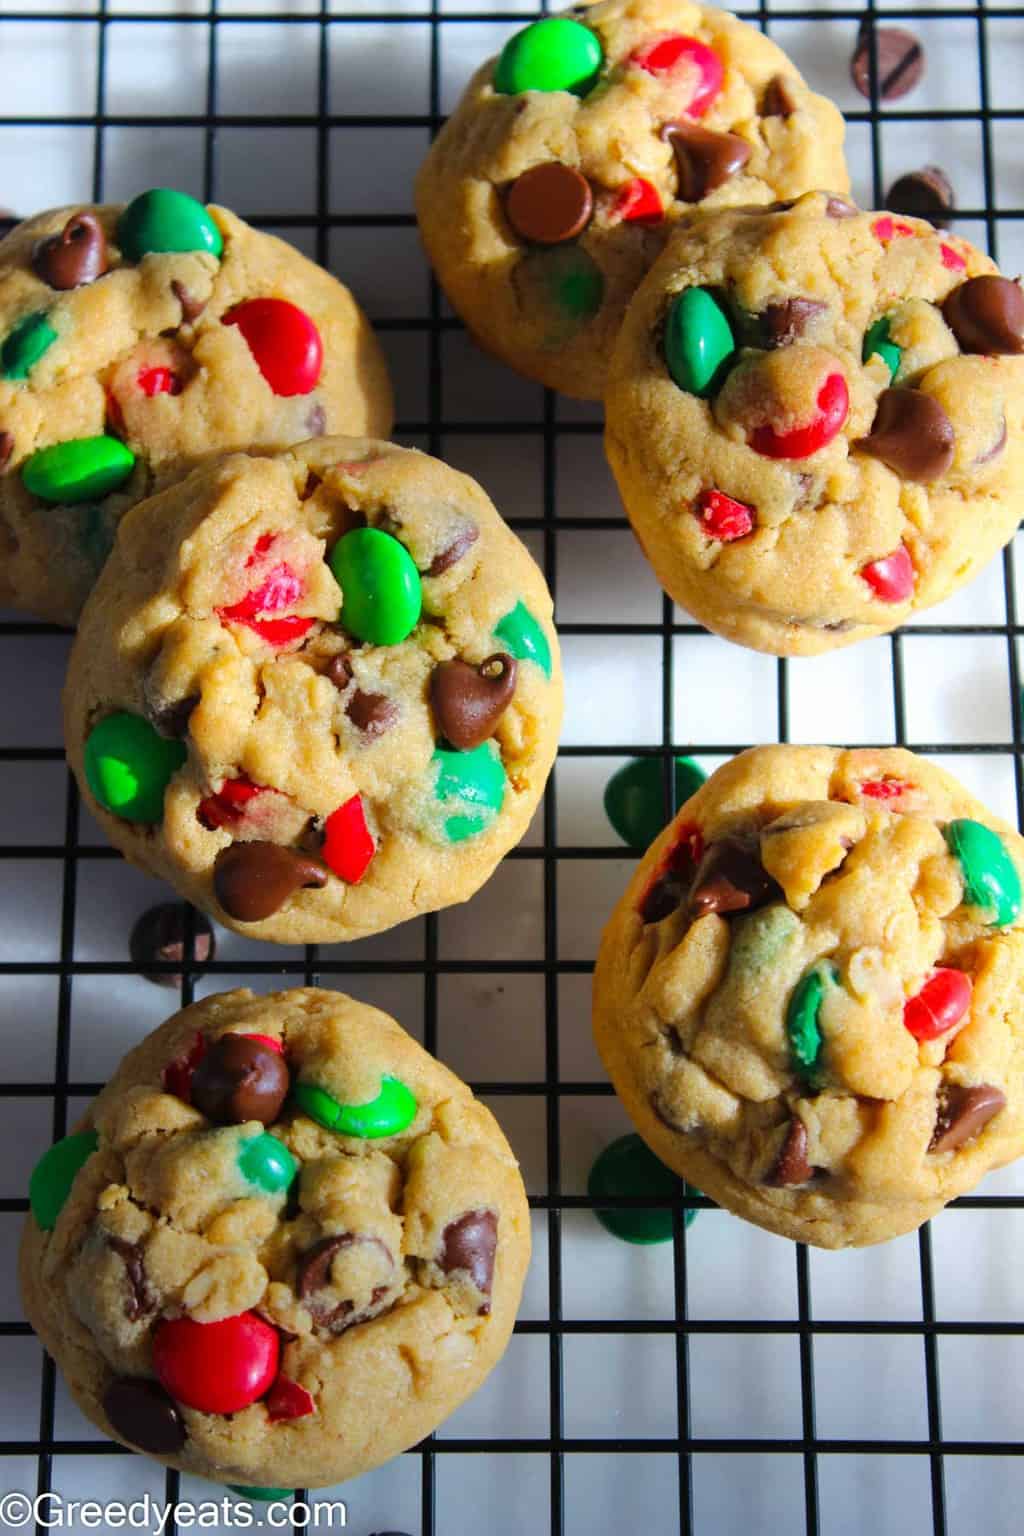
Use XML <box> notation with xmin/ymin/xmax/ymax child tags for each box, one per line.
<box><xmin>20</xmin><ymin>987</ymin><xmax>530</xmax><ymax>1488</ymax></box>
<box><xmin>415</xmin><ymin>0</ymin><xmax>848</xmax><ymax>400</ymax></box>
<box><xmin>63</xmin><ymin>437</ymin><xmax>562</xmax><ymax>945</ymax></box>
<box><xmin>0</xmin><ymin>190</ymin><xmax>392</xmax><ymax>625</ymax></box>
<box><xmin>605</xmin><ymin>191</ymin><xmax>1024</xmax><ymax>654</ymax></box>
<box><xmin>593</xmin><ymin>746</ymin><xmax>1024</xmax><ymax>1248</ymax></box>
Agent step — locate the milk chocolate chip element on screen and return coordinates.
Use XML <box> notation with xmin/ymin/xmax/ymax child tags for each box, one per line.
<box><xmin>766</xmin><ymin>1119</ymin><xmax>812</xmax><ymax>1187</ymax></box>
<box><xmin>689</xmin><ymin>838</ymin><xmax>782</xmax><ymax>918</ymax></box>
<box><xmin>213</xmin><ymin>841</ymin><xmax>327</xmax><ymax>922</ymax></box>
<box><xmin>930</xmin><ymin>1082</ymin><xmax>1006</xmax><ymax>1153</ymax></box>
<box><xmin>762</xmin><ymin>75</ymin><xmax>798</xmax><ymax>117</ymax></box>
<box><xmin>427</xmin><ymin>522</ymin><xmax>479</xmax><ymax>577</ymax></box>
<box><xmin>441</xmin><ymin>1208</ymin><xmax>498</xmax><ymax>1313</ymax></box>
<box><xmin>347</xmin><ymin>689</ymin><xmax>399</xmax><ymax>738</ymax></box>
<box><xmin>103</xmin><ymin>1376</ymin><xmax>185</xmax><ymax>1455</ymax></box>
<box><xmin>33</xmin><ymin>212</ymin><xmax>109</xmax><ymax>290</ymax></box>
<box><xmin>431</xmin><ymin>653</ymin><xmax>517</xmax><ymax>751</ymax></box>
<box><xmin>942</xmin><ymin>276</ymin><xmax>1024</xmax><ymax>356</ymax></box>
<box><xmin>662</xmin><ymin>120</ymin><xmax>751</xmax><ymax>202</ymax></box>
<box><xmin>506</xmin><ymin>163</ymin><xmax>593</xmax><ymax>245</ymax></box>
<box><xmin>129</xmin><ymin>901</ymin><xmax>214</xmax><ymax>988</ymax></box>
<box><xmin>296</xmin><ymin>1232</ymin><xmax>395</xmax><ymax>1332</ymax></box>
<box><xmin>759</xmin><ymin>298</ymin><xmax>827</xmax><ymax>348</ymax></box>
<box><xmin>107</xmin><ymin>1235</ymin><xmax>156</xmax><ymax>1321</ymax></box>
<box><xmin>189</xmin><ymin>1034</ymin><xmax>290</xmax><ymax>1126</ymax></box>
<box><xmin>856</xmin><ymin>388</ymin><xmax>955</xmax><ymax>481</ymax></box>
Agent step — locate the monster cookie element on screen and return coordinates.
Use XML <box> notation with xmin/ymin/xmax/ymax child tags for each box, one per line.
<box><xmin>593</xmin><ymin>746</ymin><xmax>1024</xmax><ymax>1248</ymax></box>
<box><xmin>605</xmin><ymin>191</ymin><xmax>1024</xmax><ymax>655</ymax></box>
<box><xmin>64</xmin><ymin>436</ymin><xmax>562</xmax><ymax>944</ymax></box>
<box><xmin>415</xmin><ymin>0</ymin><xmax>848</xmax><ymax>399</ymax></box>
<box><xmin>20</xmin><ymin>987</ymin><xmax>530</xmax><ymax>1487</ymax></box>
<box><xmin>0</xmin><ymin>189</ymin><xmax>392</xmax><ymax>625</ymax></box>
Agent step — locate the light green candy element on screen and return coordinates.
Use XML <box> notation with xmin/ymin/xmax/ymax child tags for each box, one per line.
<box><xmin>293</xmin><ymin>1076</ymin><xmax>417</xmax><ymax>1139</ymax></box>
<box><xmin>494</xmin><ymin>600</ymin><xmax>552</xmax><ymax>677</ymax></box>
<box><xmin>329</xmin><ymin>526</ymin><xmax>422</xmax><ymax>646</ymax></box>
<box><xmin>84</xmin><ymin>711</ymin><xmax>186</xmax><ymax>823</ymax></box>
<box><xmin>23</xmin><ymin>435</ymin><xmax>135</xmax><ymax>504</ymax></box>
<box><xmin>863</xmin><ymin>316</ymin><xmax>901</xmax><ymax>380</ymax></box>
<box><xmin>432</xmin><ymin>741</ymin><xmax>506</xmax><ymax>842</ymax></box>
<box><xmin>117</xmin><ymin>188</ymin><xmax>223</xmax><ymax>263</ymax></box>
<box><xmin>493</xmin><ymin>17</ymin><xmax>603</xmax><ymax>96</ymax></box>
<box><xmin>1</xmin><ymin>311</ymin><xmax>58</xmax><ymax>380</ymax></box>
<box><xmin>945</xmin><ymin>818</ymin><xmax>1022</xmax><ymax>928</ymax></box>
<box><xmin>236</xmin><ymin>1131</ymin><xmax>297</xmax><ymax>1195</ymax></box>
<box><xmin>29</xmin><ymin>1130</ymin><xmax>99</xmax><ymax>1231</ymax></box>
<box><xmin>664</xmin><ymin>287</ymin><xmax>736</xmax><ymax>398</ymax></box>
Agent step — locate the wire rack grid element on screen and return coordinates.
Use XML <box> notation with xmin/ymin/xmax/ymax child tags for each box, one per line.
<box><xmin>0</xmin><ymin>1</ymin><xmax>1023</xmax><ymax>1534</ymax></box>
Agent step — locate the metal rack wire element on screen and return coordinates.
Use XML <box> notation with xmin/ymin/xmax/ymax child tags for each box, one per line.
<box><xmin>0</xmin><ymin>2</ymin><xmax>1022</xmax><ymax>1534</ymax></box>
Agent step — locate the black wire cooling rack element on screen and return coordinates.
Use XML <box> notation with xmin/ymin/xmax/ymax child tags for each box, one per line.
<box><xmin>1</xmin><ymin>2</ymin><xmax>1023</xmax><ymax>1534</ymax></box>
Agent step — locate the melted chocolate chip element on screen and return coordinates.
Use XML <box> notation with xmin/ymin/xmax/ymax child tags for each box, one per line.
<box><xmin>33</xmin><ymin>212</ymin><xmax>108</xmax><ymax>290</ymax></box>
<box><xmin>762</xmin><ymin>75</ymin><xmax>798</xmax><ymax>117</ymax></box>
<box><xmin>106</xmin><ymin>1236</ymin><xmax>156</xmax><ymax>1321</ymax></box>
<box><xmin>300</xmin><ymin>470</ymin><xmax>322</xmax><ymax>501</ymax></box>
<box><xmin>296</xmin><ymin>1233</ymin><xmax>394</xmax><ymax>1332</ymax></box>
<box><xmin>760</xmin><ymin>298</ymin><xmax>827</xmax><ymax>348</ymax></box>
<box><xmin>427</xmin><ymin>523</ymin><xmax>479</xmax><ymax>577</ymax></box>
<box><xmin>856</xmin><ymin>388</ymin><xmax>955</xmax><ymax>482</ymax></box>
<box><xmin>689</xmin><ymin>838</ymin><xmax>782</xmax><ymax>918</ymax></box>
<box><xmin>431</xmin><ymin>653</ymin><xmax>517</xmax><ymax>751</ymax></box>
<box><xmin>440</xmin><ymin>1209</ymin><xmax>498</xmax><ymax>1314</ymax></box>
<box><xmin>213</xmin><ymin>841</ymin><xmax>327</xmax><ymax>923</ymax></box>
<box><xmin>129</xmin><ymin>901</ymin><xmax>215</xmax><ymax>988</ymax></box>
<box><xmin>190</xmin><ymin>1033</ymin><xmax>290</xmax><ymax>1126</ymax></box>
<box><xmin>942</xmin><ymin>275</ymin><xmax>1024</xmax><ymax>356</ymax></box>
<box><xmin>766</xmin><ymin>1120</ymin><xmax>812</xmax><ymax>1187</ymax></box>
<box><xmin>103</xmin><ymin>1376</ymin><xmax>186</xmax><ymax>1455</ymax></box>
<box><xmin>305</xmin><ymin>402</ymin><xmax>326</xmax><ymax>438</ymax></box>
<box><xmin>171</xmin><ymin>279</ymin><xmax>207</xmax><ymax>325</ymax></box>
<box><xmin>347</xmin><ymin>689</ymin><xmax>399</xmax><ymax>737</ymax></box>
<box><xmin>661</xmin><ymin>120</ymin><xmax>752</xmax><ymax>202</ymax></box>
<box><xmin>930</xmin><ymin>1082</ymin><xmax>1006</xmax><ymax>1153</ymax></box>
<box><xmin>149</xmin><ymin>693</ymin><xmax>199</xmax><ymax>741</ymax></box>
<box><xmin>325</xmin><ymin>653</ymin><xmax>353</xmax><ymax>690</ymax></box>
<box><xmin>641</xmin><ymin>872</ymin><xmax>690</xmax><ymax>925</ymax></box>
<box><xmin>0</xmin><ymin>431</ymin><xmax>12</xmax><ymax>472</ymax></box>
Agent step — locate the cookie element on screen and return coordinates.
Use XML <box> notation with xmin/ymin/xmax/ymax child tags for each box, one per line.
<box><xmin>0</xmin><ymin>190</ymin><xmax>393</xmax><ymax>625</ymax></box>
<box><xmin>20</xmin><ymin>987</ymin><xmax>530</xmax><ymax>1488</ymax></box>
<box><xmin>415</xmin><ymin>0</ymin><xmax>848</xmax><ymax>399</ymax></box>
<box><xmin>593</xmin><ymin>746</ymin><xmax>1024</xmax><ymax>1248</ymax></box>
<box><xmin>605</xmin><ymin>191</ymin><xmax>1024</xmax><ymax>655</ymax></box>
<box><xmin>64</xmin><ymin>436</ymin><xmax>562</xmax><ymax>945</ymax></box>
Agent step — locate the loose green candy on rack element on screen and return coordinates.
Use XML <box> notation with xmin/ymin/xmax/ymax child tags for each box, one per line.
<box><xmin>1</xmin><ymin>310</ymin><xmax>58</xmax><ymax>380</ymax></box>
<box><xmin>432</xmin><ymin>741</ymin><xmax>506</xmax><ymax>842</ymax></box>
<box><xmin>329</xmin><ymin>526</ymin><xmax>422</xmax><ymax>646</ymax></box>
<box><xmin>786</xmin><ymin>962</ymin><xmax>837</xmax><ymax>1079</ymax></box>
<box><xmin>29</xmin><ymin>1129</ymin><xmax>99</xmax><ymax>1231</ymax></box>
<box><xmin>84</xmin><ymin>711</ymin><xmax>187</xmax><ymax>823</ymax></box>
<box><xmin>22</xmin><ymin>435</ymin><xmax>135</xmax><ymax>504</ymax></box>
<box><xmin>494</xmin><ymin>599</ymin><xmax>552</xmax><ymax>677</ymax></box>
<box><xmin>863</xmin><ymin>315</ymin><xmax>901</xmax><ymax>380</ymax></box>
<box><xmin>587</xmin><ymin>1132</ymin><xmax>698</xmax><ymax>1245</ymax></box>
<box><xmin>236</xmin><ymin>1131</ymin><xmax>297</xmax><ymax>1195</ymax></box>
<box><xmin>292</xmin><ymin>1075</ymin><xmax>417</xmax><ymax>1139</ymax></box>
<box><xmin>944</xmin><ymin>817</ymin><xmax>1022</xmax><ymax>928</ymax></box>
<box><xmin>493</xmin><ymin>17</ymin><xmax>603</xmax><ymax>97</ymax></box>
<box><xmin>664</xmin><ymin>286</ymin><xmax>736</xmax><ymax>398</ymax></box>
<box><xmin>604</xmin><ymin>755</ymin><xmax>707</xmax><ymax>850</ymax></box>
<box><xmin>117</xmin><ymin>188</ymin><xmax>223</xmax><ymax>263</ymax></box>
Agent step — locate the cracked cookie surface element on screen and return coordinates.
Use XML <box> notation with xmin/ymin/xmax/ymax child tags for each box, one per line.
<box><xmin>63</xmin><ymin>436</ymin><xmax>562</xmax><ymax>945</ymax></box>
<box><xmin>605</xmin><ymin>191</ymin><xmax>1024</xmax><ymax>654</ymax></box>
<box><xmin>593</xmin><ymin>746</ymin><xmax>1024</xmax><ymax>1247</ymax></box>
<box><xmin>0</xmin><ymin>194</ymin><xmax>392</xmax><ymax>625</ymax></box>
<box><xmin>19</xmin><ymin>987</ymin><xmax>530</xmax><ymax>1488</ymax></box>
<box><xmin>415</xmin><ymin>0</ymin><xmax>847</xmax><ymax>399</ymax></box>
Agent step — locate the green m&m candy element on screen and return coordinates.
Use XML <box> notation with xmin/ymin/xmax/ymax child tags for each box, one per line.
<box><xmin>29</xmin><ymin>1129</ymin><xmax>99</xmax><ymax>1231</ymax></box>
<box><xmin>944</xmin><ymin>818</ymin><xmax>1022</xmax><ymax>928</ymax></box>
<box><xmin>22</xmin><ymin>435</ymin><xmax>135</xmax><ymax>504</ymax></box>
<box><xmin>227</xmin><ymin>1487</ymin><xmax>292</xmax><ymax>1503</ymax></box>
<box><xmin>236</xmin><ymin>1131</ymin><xmax>297</xmax><ymax>1195</ymax></box>
<box><xmin>494</xmin><ymin>599</ymin><xmax>552</xmax><ymax>677</ymax></box>
<box><xmin>494</xmin><ymin>17</ymin><xmax>603</xmax><ymax>97</ymax></box>
<box><xmin>329</xmin><ymin>526</ymin><xmax>422</xmax><ymax>646</ymax></box>
<box><xmin>84</xmin><ymin>711</ymin><xmax>187</xmax><ymax>823</ymax></box>
<box><xmin>521</xmin><ymin>244</ymin><xmax>605</xmax><ymax>336</ymax></box>
<box><xmin>432</xmin><ymin>741</ymin><xmax>506</xmax><ymax>842</ymax></box>
<box><xmin>786</xmin><ymin>962</ymin><xmax>838</xmax><ymax>1081</ymax></box>
<box><xmin>588</xmin><ymin>1133</ymin><xmax>699</xmax><ymax>1245</ymax></box>
<box><xmin>293</xmin><ymin>1076</ymin><xmax>417</xmax><ymax>1139</ymax></box>
<box><xmin>604</xmin><ymin>755</ymin><xmax>707</xmax><ymax>851</ymax></box>
<box><xmin>664</xmin><ymin>286</ymin><xmax>736</xmax><ymax>398</ymax></box>
<box><xmin>1</xmin><ymin>310</ymin><xmax>58</xmax><ymax>380</ymax></box>
<box><xmin>117</xmin><ymin>188</ymin><xmax>223</xmax><ymax>263</ymax></box>
<box><xmin>863</xmin><ymin>315</ymin><xmax>901</xmax><ymax>380</ymax></box>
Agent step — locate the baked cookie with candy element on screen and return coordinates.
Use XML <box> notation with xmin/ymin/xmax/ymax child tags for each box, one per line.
<box><xmin>415</xmin><ymin>0</ymin><xmax>848</xmax><ymax>399</ymax></box>
<box><xmin>20</xmin><ymin>987</ymin><xmax>530</xmax><ymax>1488</ymax></box>
<box><xmin>0</xmin><ymin>189</ymin><xmax>392</xmax><ymax>625</ymax></box>
<box><xmin>605</xmin><ymin>191</ymin><xmax>1024</xmax><ymax>654</ymax></box>
<box><xmin>64</xmin><ymin>437</ymin><xmax>562</xmax><ymax>944</ymax></box>
<box><xmin>593</xmin><ymin>746</ymin><xmax>1024</xmax><ymax>1248</ymax></box>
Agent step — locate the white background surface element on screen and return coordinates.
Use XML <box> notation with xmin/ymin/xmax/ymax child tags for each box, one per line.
<box><xmin>0</xmin><ymin>1</ymin><xmax>1023</xmax><ymax>1532</ymax></box>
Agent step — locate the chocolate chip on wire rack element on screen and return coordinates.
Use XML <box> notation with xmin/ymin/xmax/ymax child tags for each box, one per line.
<box><xmin>129</xmin><ymin>902</ymin><xmax>215</xmax><ymax>987</ymax></box>
<box><xmin>885</xmin><ymin>166</ymin><xmax>954</xmax><ymax>228</ymax></box>
<box><xmin>851</xmin><ymin>23</ymin><xmax>925</xmax><ymax>101</ymax></box>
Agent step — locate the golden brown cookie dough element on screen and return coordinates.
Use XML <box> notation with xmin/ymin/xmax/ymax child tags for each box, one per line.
<box><xmin>605</xmin><ymin>192</ymin><xmax>1024</xmax><ymax>655</ymax></box>
<box><xmin>0</xmin><ymin>191</ymin><xmax>393</xmax><ymax>625</ymax></box>
<box><xmin>64</xmin><ymin>436</ymin><xmax>562</xmax><ymax>945</ymax></box>
<box><xmin>20</xmin><ymin>987</ymin><xmax>531</xmax><ymax>1489</ymax></box>
<box><xmin>593</xmin><ymin>746</ymin><xmax>1024</xmax><ymax>1248</ymax></box>
<box><xmin>416</xmin><ymin>0</ymin><xmax>848</xmax><ymax>399</ymax></box>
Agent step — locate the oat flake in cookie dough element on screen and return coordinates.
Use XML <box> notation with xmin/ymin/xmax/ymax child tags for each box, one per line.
<box><xmin>415</xmin><ymin>0</ymin><xmax>848</xmax><ymax>400</ymax></box>
<box><xmin>593</xmin><ymin>746</ymin><xmax>1024</xmax><ymax>1248</ymax></box>
<box><xmin>605</xmin><ymin>191</ymin><xmax>1024</xmax><ymax>655</ymax></box>
<box><xmin>19</xmin><ymin>988</ymin><xmax>530</xmax><ymax>1487</ymax></box>
<box><xmin>0</xmin><ymin>190</ymin><xmax>392</xmax><ymax>625</ymax></box>
<box><xmin>64</xmin><ymin>436</ymin><xmax>562</xmax><ymax>945</ymax></box>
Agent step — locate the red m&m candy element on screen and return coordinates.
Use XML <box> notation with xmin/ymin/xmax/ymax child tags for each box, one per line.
<box><xmin>322</xmin><ymin>794</ymin><xmax>375</xmax><ymax>884</ymax></box>
<box><xmin>153</xmin><ymin>1311</ymin><xmax>279</xmax><ymax>1414</ymax></box>
<box><xmin>861</xmin><ymin>544</ymin><xmax>915</xmax><ymax>602</ymax></box>
<box><xmin>750</xmin><ymin>371</ymin><xmax>849</xmax><ymax>460</ymax></box>
<box><xmin>696</xmin><ymin>489</ymin><xmax>754</xmax><ymax>542</ymax></box>
<box><xmin>218</xmin><ymin>535</ymin><xmax>315</xmax><ymax>645</ymax></box>
<box><xmin>630</xmin><ymin>35</ymin><xmax>723</xmax><ymax>116</ymax></box>
<box><xmin>223</xmin><ymin>299</ymin><xmax>323</xmax><ymax>397</ymax></box>
<box><xmin>611</xmin><ymin>178</ymin><xmax>663</xmax><ymax>226</ymax></box>
<box><xmin>903</xmin><ymin>968</ymin><xmax>972</xmax><ymax>1042</ymax></box>
<box><xmin>265</xmin><ymin>1374</ymin><xmax>316</xmax><ymax>1422</ymax></box>
<box><xmin>198</xmin><ymin>775</ymin><xmax>268</xmax><ymax>831</ymax></box>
